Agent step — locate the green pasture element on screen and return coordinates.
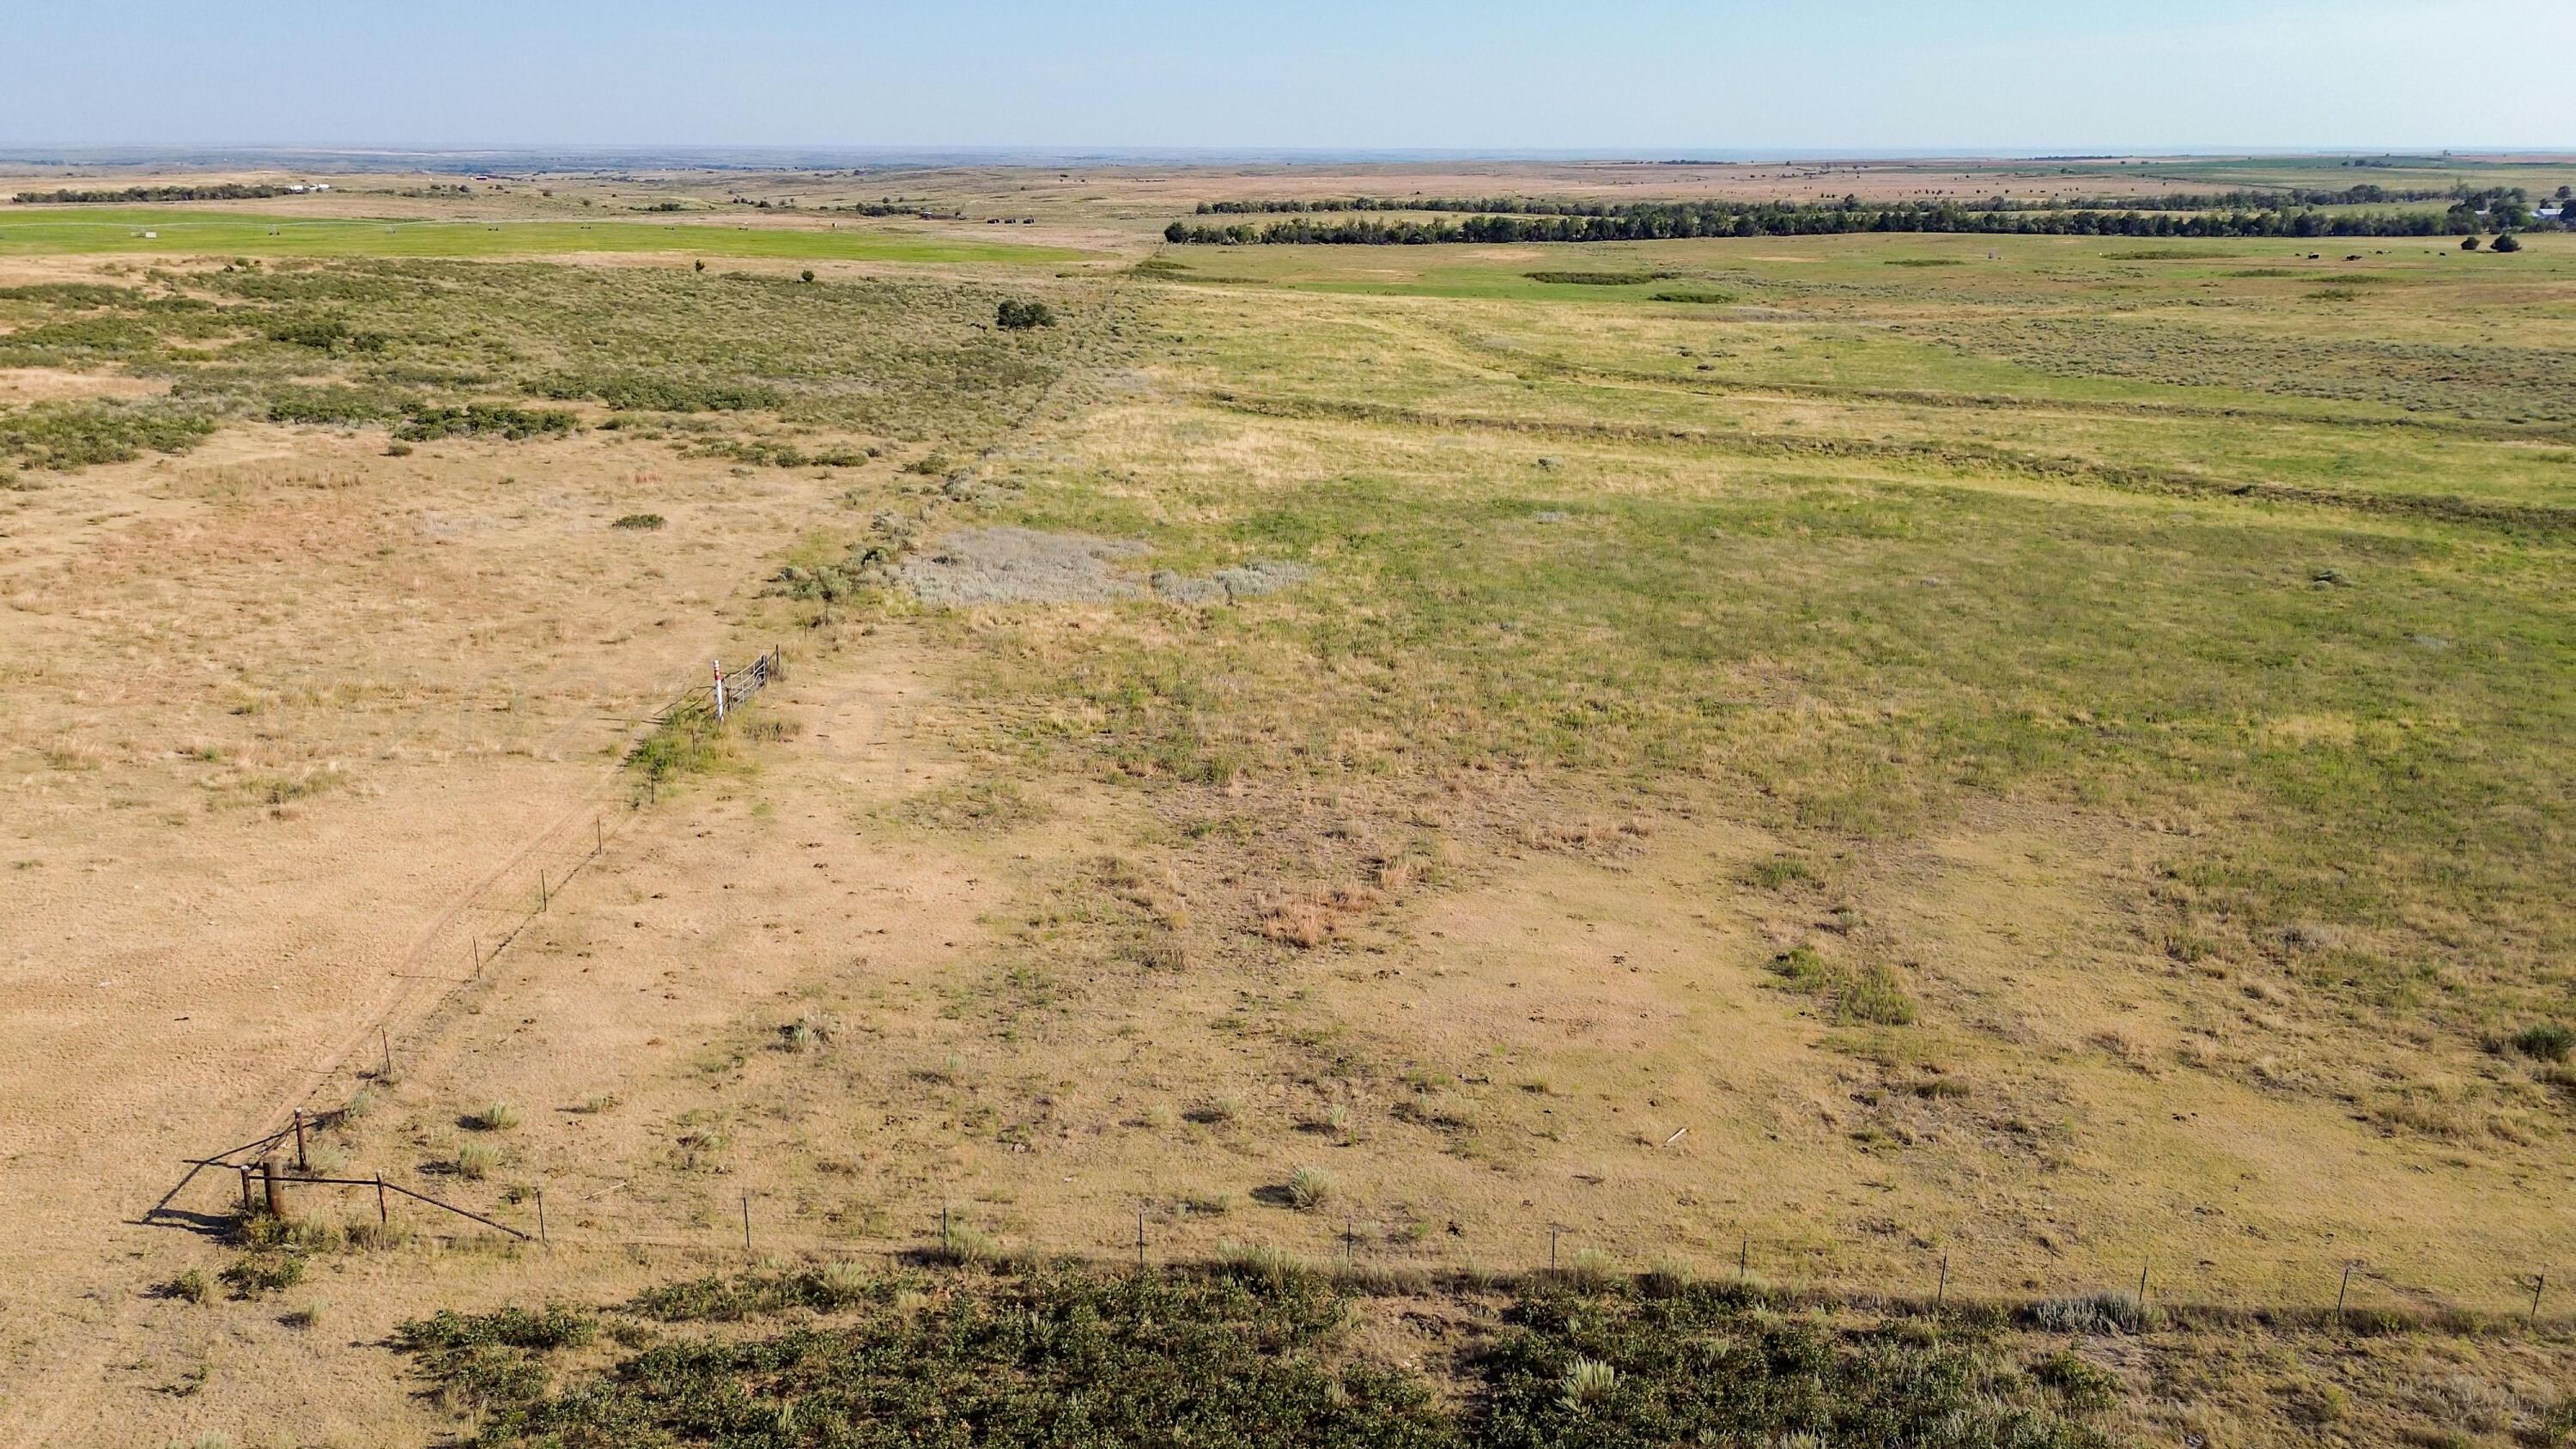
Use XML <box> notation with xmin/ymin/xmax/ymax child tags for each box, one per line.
<box><xmin>0</xmin><ymin>207</ymin><xmax>1091</xmax><ymax>265</ymax></box>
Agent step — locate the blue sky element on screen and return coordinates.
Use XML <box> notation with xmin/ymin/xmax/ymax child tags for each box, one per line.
<box><xmin>7</xmin><ymin>0</ymin><xmax>2570</xmax><ymax>151</ymax></box>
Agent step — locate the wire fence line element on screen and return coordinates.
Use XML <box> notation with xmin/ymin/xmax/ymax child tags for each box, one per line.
<box><xmin>157</xmin><ymin>1137</ymin><xmax>2570</xmax><ymax>1333</ymax></box>
<box><xmin>143</xmin><ymin>646</ymin><xmax>792</xmax><ymax>1238</ymax></box>
<box><xmin>667</xmin><ymin>647</ymin><xmax>785</xmax><ymax>725</ymax></box>
<box><xmin>144</xmin><ymin>263</ymin><xmax>1139</xmax><ymax>1263</ymax></box>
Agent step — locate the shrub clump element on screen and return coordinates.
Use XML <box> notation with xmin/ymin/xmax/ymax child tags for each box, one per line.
<box><xmin>1479</xmin><ymin>1285</ymin><xmax>2110</xmax><ymax>1447</ymax></box>
<box><xmin>1286</xmin><ymin>1166</ymin><xmax>1337</xmax><ymax>1210</ymax></box>
<box><xmin>0</xmin><ymin>400</ymin><xmax>216</xmax><ymax>471</ymax></box>
<box><xmin>537</xmin><ymin>373</ymin><xmax>784</xmax><ymax>412</ymax></box>
<box><xmin>265</xmin><ymin>384</ymin><xmax>408</xmax><ymax>425</ymax></box>
<box><xmin>394</xmin><ymin>403</ymin><xmax>577</xmax><ymax>441</ymax></box>
<box><xmin>406</xmin><ymin>1269</ymin><xmax>1447</xmax><ymax>1446</ymax></box>
<box><xmin>395</xmin><ymin>1268</ymin><xmax>2137</xmax><ymax>1446</ymax></box>
<box><xmin>995</xmin><ymin>298</ymin><xmax>1057</xmax><ymax>330</ymax></box>
<box><xmin>1525</xmin><ymin>270</ymin><xmax>1676</xmax><ymax>285</ymax></box>
<box><xmin>2508</xmin><ymin>1023</ymin><xmax>2572</xmax><ymax>1062</ymax></box>
<box><xmin>218</xmin><ymin>1252</ymin><xmax>306</xmax><ymax>1300</ymax></box>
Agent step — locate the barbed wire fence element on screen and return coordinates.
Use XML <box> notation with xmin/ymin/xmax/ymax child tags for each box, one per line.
<box><xmin>143</xmin><ymin>649</ymin><xmax>786</xmax><ymax>1224</ymax></box>
<box><xmin>155</xmin><ymin>1111</ymin><xmax>2567</xmax><ymax>1334</ymax></box>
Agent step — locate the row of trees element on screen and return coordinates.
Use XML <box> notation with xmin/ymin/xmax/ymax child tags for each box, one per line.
<box><xmin>11</xmin><ymin>183</ymin><xmax>297</xmax><ymax>204</ymax></box>
<box><xmin>1166</xmin><ymin>201</ymin><xmax>2529</xmax><ymax>247</ymax></box>
<box><xmin>1189</xmin><ymin>183</ymin><xmax>2505</xmax><ymax>218</ymax></box>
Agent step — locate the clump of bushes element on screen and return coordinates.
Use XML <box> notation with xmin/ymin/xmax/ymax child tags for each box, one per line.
<box><xmin>695</xmin><ymin>437</ymin><xmax>876</xmax><ymax>467</ymax></box>
<box><xmin>995</xmin><ymin>298</ymin><xmax>1056</xmax><ymax>330</ymax></box>
<box><xmin>629</xmin><ymin>1265</ymin><xmax>883</xmax><ymax>1323</ymax></box>
<box><xmin>611</xmin><ymin>512</ymin><xmax>665</xmax><ymax>530</ymax></box>
<box><xmin>0</xmin><ymin>400</ymin><xmax>216</xmax><ymax>471</ymax></box>
<box><xmin>394</xmin><ymin>403</ymin><xmax>576</xmax><ymax>441</ymax></box>
<box><xmin>265</xmin><ymin>314</ymin><xmax>389</xmax><ymax>354</ymax></box>
<box><xmin>405</xmin><ymin>1269</ymin><xmax>1442</xmax><ymax>1443</ymax></box>
<box><xmin>392</xmin><ymin>1266</ymin><xmax>2144</xmax><ymax>1446</ymax></box>
<box><xmin>626</xmin><ymin>703</ymin><xmax>732</xmax><ymax>789</ymax></box>
<box><xmin>537</xmin><ymin>373</ymin><xmax>784</xmax><ymax>412</ymax></box>
<box><xmin>159</xmin><ymin>1269</ymin><xmax>210</xmax><ymax>1304</ymax></box>
<box><xmin>1525</xmin><ymin>269</ymin><xmax>1677</xmax><ymax>285</ymax></box>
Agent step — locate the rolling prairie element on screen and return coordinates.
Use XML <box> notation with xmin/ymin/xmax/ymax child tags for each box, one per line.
<box><xmin>0</xmin><ymin>159</ymin><xmax>2570</xmax><ymax>1446</ymax></box>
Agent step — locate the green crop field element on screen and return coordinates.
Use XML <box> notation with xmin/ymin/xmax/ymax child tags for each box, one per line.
<box><xmin>0</xmin><ymin>206</ymin><xmax>1091</xmax><ymax>264</ymax></box>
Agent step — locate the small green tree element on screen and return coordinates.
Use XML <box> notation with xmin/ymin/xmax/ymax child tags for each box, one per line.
<box><xmin>2461</xmin><ymin>234</ymin><xmax>2482</xmax><ymax>251</ymax></box>
<box><xmin>800</xmin><ymin>269</ymin><xmax>816</xmax><ymax>283</ymax></box>
<box><xmin>2491</xmin><ymin>231</ymin><xmax>2522</xmax><ymax>253</ymax></box>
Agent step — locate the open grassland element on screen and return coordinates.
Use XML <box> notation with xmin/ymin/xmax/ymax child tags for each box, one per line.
<box><xmin>0</xmin><ymin>254</ymin><xmax>1100</xmax><ymax>483</ymax></box>
<box><xmin>0</xmin><ymin>166</ymin><xmax>2571</xmax><ymax>1446</ymax></box>
<box><xmin>0</xmin><ymin>207</ymin><xmax>1093</xmax><ymax>264</ymax></box>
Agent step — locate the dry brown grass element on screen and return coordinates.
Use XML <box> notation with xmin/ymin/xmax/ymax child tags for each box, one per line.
<box><xmin>5</xmin><ymin>161</ymin><xmax>2573</xmax><ymax>1446</ymax></box>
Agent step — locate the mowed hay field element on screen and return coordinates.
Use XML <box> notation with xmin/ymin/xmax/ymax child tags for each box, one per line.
<box><xmin>0</xmin><ymin>172</ymin><xmax>2572</xmax><ymax>1446</ymax></box>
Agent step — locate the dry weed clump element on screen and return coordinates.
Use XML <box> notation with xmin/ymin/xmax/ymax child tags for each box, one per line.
<box><xmin>1515</xmin><ymin>816</ymin><xmax>1654</xmax><ymax>853</ymax></box>
<box><xmin>1285</xmin><ymin>1166</ymin><xmax>1337</xmax><ymax>1210</ymax></box>
<box><xmin>1255</xmin><ymin>884</ymin><xmax>1382</xmax><ymax>947</ymax></box>
<box><xmin>466</xmin><ymin>1100</ymin><xmax>521</xmax><ymax>1131</ymax></box>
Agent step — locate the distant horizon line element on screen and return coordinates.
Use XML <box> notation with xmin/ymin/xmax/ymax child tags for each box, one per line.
<box><xmin>4</xmin><ymin>143</ymin><xmax>2573</xmax><ymax>171</ymax></box>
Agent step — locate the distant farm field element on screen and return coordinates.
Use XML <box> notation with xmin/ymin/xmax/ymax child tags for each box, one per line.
<box><xmin>0</xmin><ymin>206</ymin><xmax>1092</xmax><ymax>263</ymax></box>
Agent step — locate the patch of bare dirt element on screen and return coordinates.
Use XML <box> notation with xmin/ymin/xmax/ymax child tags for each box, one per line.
<box><xmin>0</xmin><ymin>367</ymin><xmax>168</xmax><ymax>403</ymax></box>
